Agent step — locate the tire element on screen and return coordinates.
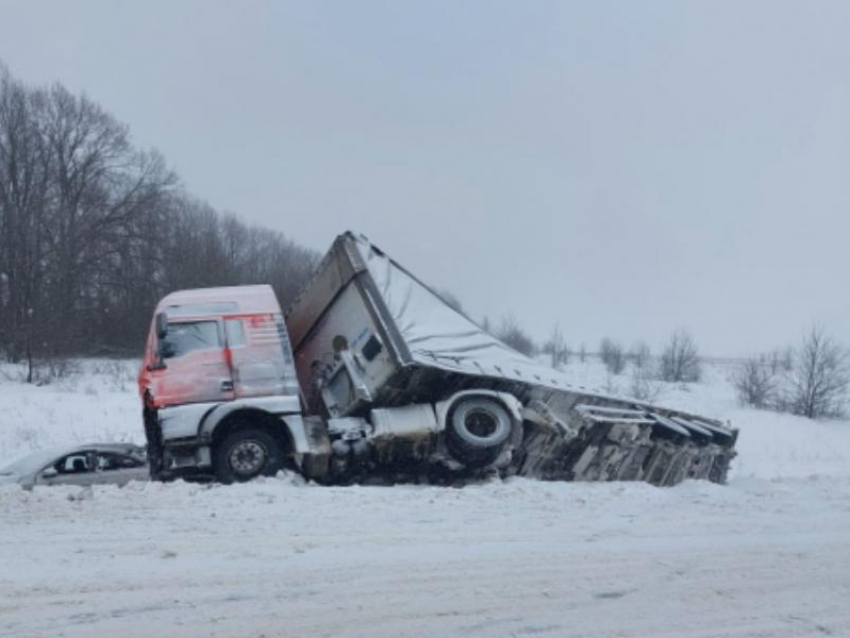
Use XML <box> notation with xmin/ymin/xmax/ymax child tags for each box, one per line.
<box><xmin>143</xmin><ymin>408</ymin><xmax>165</xmax><ymax>481</ymax></box>
<box><xmin>445</xmin><ymin>397</ymin><xmax>512</xmax><ymax>468</ymax></box>
<box><xmin>214</xmin><ymin>427</ymin><xmax>285</xmax><ymax>484</ymax></box>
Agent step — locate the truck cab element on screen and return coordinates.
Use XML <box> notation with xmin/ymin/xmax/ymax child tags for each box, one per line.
<box><xmin>138</xmin><ymin>285</ymin><xmax>322</xmax><ymax>482</ymax></box>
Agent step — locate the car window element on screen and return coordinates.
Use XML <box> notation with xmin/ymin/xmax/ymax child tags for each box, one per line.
<box><xmin>53</xmin><ymin>453</ymin><xmax>92</xmax><ymax>474</ymax></box>
<box><xmin>160</xmin><ymin>321</ymin><xmax>220</xmax><ymax>359</ymax></box>
<box><xmin>96</xmin><ymin>452</ymin><xmax>145</xmax><ymax>471</ymax></box>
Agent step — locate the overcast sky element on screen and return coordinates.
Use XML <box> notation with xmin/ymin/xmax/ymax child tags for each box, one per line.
<box><xmin>1</xmin><ymin>1</ymin><xmax>848</xmax><ymax>356</ymax></box>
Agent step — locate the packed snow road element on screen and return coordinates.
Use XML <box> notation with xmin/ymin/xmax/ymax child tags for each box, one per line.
<box><xmin>2</xmin><ymin>474</ymin><xmax>849</xmax><ymax>638</ymax></box>
<box><xmin>2</xmin><ymin>360</ymin><xmax>850</xmax><ymax>636</ymax></box>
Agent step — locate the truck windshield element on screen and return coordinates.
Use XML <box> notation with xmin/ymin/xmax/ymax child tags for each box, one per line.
<box><xmin>161</xmin><ymin>321</ymin><xmax>220</xmax><ymax>359</ymax></box>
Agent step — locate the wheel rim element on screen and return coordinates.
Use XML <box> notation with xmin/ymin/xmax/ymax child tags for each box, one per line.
<box><xmin>464</xmin><ymin>409</ymin><xmax>499</xmax><ymax>439</ymax></box>
<box><xmin>228</xmin><ymin>440</ymin><xmax>267</xmax><ymax>476</ymax></box>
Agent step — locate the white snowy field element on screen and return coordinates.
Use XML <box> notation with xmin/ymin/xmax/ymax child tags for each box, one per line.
<box><xmin>0</xmin><ymin>359</ymin><xmax>140</xmax><ymax>469</ymax></box>
<box><xmin>1</xmin><ymin>358</ymin><xmax>850</xmax><ymax>638</ymax></box>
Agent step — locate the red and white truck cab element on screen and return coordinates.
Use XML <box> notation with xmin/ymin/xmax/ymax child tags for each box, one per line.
<box><xmin>138</xmin><ymin>285</ymin><xmax>322</xmax><ymax>482</ymax></box>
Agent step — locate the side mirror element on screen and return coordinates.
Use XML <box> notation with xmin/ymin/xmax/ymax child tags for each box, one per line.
<box><xmin>40</xmin><ymin>467</ymin><xmax>58</xmax><ymax>479</ymax></box>
<box><xmin>155</xmin><ymin>312</ymin><xmax>168</xmax><ymax>340</ymax></box>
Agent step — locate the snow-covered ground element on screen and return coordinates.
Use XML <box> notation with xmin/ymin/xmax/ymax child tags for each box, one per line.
<box><xmin>1</xmin><ymin>358</ymin><xmax>850</xmax><ymax>637</ymax></box>
<box><xmin>0</xmin><ymin>359</ymin><xmax>140</xmax><ymax>469</ymax></box>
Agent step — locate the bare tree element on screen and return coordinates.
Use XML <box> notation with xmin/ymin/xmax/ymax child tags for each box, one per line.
<box><xmin>599</xmin><ymin>338</ymin><xmax>626</xmax><ymax>375</ymax></box>
<box><xmin>496</xmin><ymin>315</ymin><xmax>537</xmax><ymax>357</ymax></box>
<box><xmin>766</xmin><ymin>347</ymin><xmax>794</xmax><ymax>376</ymax></box>
<box><xmin>659</xmin><ymin>330</ymin><xmax>701</xmax><ymax>383</ymax></box>
<box><xmin>542</xmin><ymin>323</ymin><xmax>570</xmax><ymax>369</ymax></box>
<box><xmin>786</xmin><ymin>328</ymin><xmax>849</xmax><ymax>419</ymax></box>
<box><xmin>629</xmin><ymin>341</ymin><xmax>652</xmax><ymax>369</ymax></box>
<box><xmin>733</xmin><ymin>356</ymin><xmax>776</xmax><ymax>409</ymax></box>
<box><xmin>0</xmin><ymin>71</ymin><xmax>53</xmax><ymax>377</ymax></box>
<box><xmin>578</xmin><ymin>342</ymin><xmax>587</xmax><ymax>363</ymax></box>
<box><xmin>779</xmin><ymin>346</ymin><xmax>794</xmax><ymax>373</ymax></box>
<box><xmin>0</xmin><ymin>67</ymin><xmax>319</xmax><ymax>375</ymax></box>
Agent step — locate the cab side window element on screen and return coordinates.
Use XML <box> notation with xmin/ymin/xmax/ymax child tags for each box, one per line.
<box><xmin>225</xmin><ymin>319</ymin><xmax>246</xmax><ymax>347</ymax></box>
<box><xmin>160</xmin><ymin>321</ymin><xmax>220</xmax><ymax>359</ymax></box>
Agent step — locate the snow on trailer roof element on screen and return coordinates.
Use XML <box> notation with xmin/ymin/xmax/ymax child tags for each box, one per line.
<box><xmin>156</xmin><ymin>285</ymin><xmax>283</xmax><ymax>317</ymax></box>
<box><xmin>350</xmin><ymin>233</ymin><xmax>733</xmax><ymax>434</ymax></box>
<box><xmin>355</xmin><ymin>235</ymin><xmax>602</xmax><ymax>391</ymax></box>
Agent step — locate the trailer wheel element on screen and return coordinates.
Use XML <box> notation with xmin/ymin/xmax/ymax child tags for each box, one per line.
<box><xmin>214</xmin><ymin>428</ymin><xmax>284</xmax><ymax>484</ymax></box>
<box><xmin>446</xmin><ymin>397</ymin><xmax>512</xmax><ymax>467</ymax></box>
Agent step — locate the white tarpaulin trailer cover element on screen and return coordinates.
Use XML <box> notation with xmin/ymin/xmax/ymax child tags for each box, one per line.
<box><xmin>285</xmin><ymin>232</ymin><xmax>736</xmax><ymax>486</ymax></box>
<box><xmin>289</xmin><ymin>233</ymin><xmax>733</xmax><ymax>429</ymax></box>
<box><xmin>356</xmin><ymin>235</ymin><xmax>638</xmax><ymax>400</ymax></box>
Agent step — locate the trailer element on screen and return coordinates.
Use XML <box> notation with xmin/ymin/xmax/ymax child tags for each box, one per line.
<box><xmin>139</xmin><ymin>232</ymin><xmax>736</xmax><ymax>485</ymax></box>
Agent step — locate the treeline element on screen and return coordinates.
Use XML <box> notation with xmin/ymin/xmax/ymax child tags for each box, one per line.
<box><xmin>493</xmin><ymin>312</ymin><xmax>849</xmax><ymax>419</ymax></box>
<box><xmin>733</xmin><ymin>328</ymin><xmax>850</xmax><ymax>420</ymax></box>
<box><xmin>0</xmin><ymin>66</ymin><xmax>318</xmax><ymax>379</ymax></box>
<box><xmin>592</xmin><ymin>327</ymin><xmax>849</xmax><ymax>420</ymax></box>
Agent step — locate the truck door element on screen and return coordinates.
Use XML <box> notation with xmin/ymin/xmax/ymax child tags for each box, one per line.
<box><xmin>153</xmin><ymin>319</ymin><xmax>235</xmax><ymax>406</ymax></box>
<box><xmin>224</xmin><ymin>314</ymin><xmax>298</xmax><ymax>398</ymax></box>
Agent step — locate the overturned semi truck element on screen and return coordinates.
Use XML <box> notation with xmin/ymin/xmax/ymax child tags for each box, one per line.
<box><xmin>139</xmin><ymin>232</ymin><xmax>737</xmax><ymax>486</ymax></box>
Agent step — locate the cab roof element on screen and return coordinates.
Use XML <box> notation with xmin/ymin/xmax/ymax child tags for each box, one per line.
<box><xmin>155</xmin><ymin>284</ymin><xmax>282</xmax><ymax>317</ymax></box>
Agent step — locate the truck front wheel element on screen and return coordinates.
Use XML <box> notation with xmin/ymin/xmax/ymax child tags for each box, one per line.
<box><xmin>214</xmin><ymin>428</ymin><xmax>284</xmax><ymax>484</ymax></box>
